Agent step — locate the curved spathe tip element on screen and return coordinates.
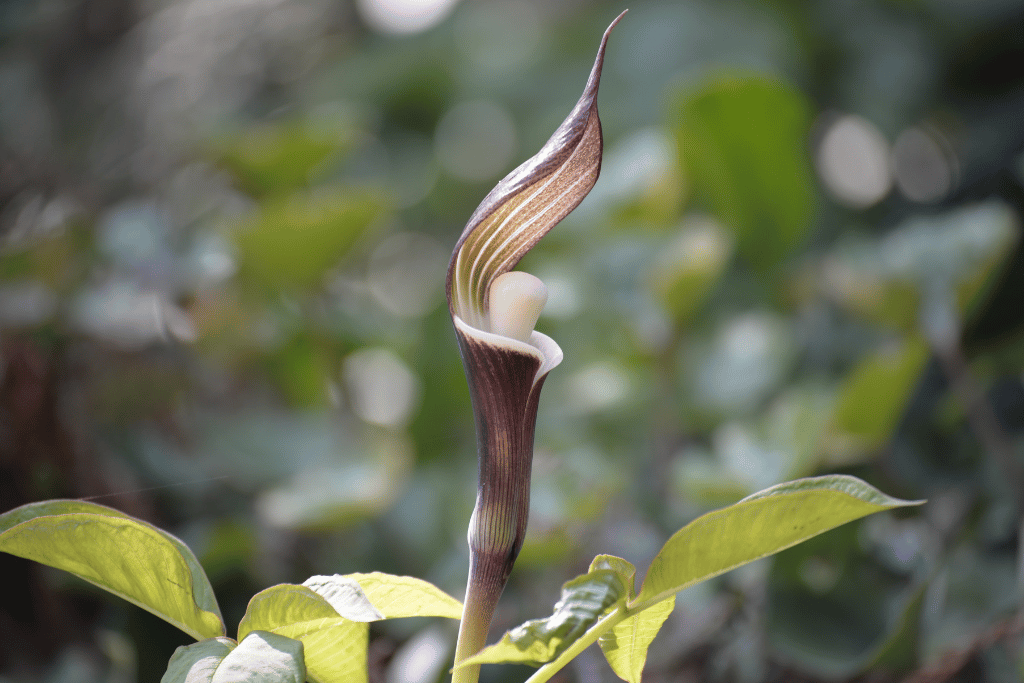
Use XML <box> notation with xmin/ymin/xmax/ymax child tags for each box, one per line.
<box><xmin>446</xmin><ymin>10</ymin><xmax>624</xmax><ymax>329</ymax></box>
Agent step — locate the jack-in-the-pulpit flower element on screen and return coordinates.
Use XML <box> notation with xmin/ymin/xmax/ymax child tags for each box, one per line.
<box><xmin>448</xmin><ymin>11</ymin><xmax>625</xmax><ymax>681</ymax></box>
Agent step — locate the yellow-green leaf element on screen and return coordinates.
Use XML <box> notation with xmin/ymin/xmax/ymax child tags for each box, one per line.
<box><xmin>273</xmin><ymin>619</ymin><xmax>368</xmax><ymax>683</ymax></box>
<box><xmin>638</xmin><ymin>476</ymin><xmax>923</xmax><ymax>606</ymax></box>
<box><xmin>0</xmin><ymin>500</ymin><xmax>224</xmax><ymax>640</ymax></box>
<box><xmin>237</xmin><ymin>584</ymin><xmax>340</xmax><ymax>641</ymax></box>
<box><xmin>599</xmin><ymin>595</ymin><xmax>675</xmax><ymax>683</ymax></box>
<box><xmin>237</xmin><ymin>584</ymin><xmax>368</xmax><ymax>683</ymax></box>
<box><xmin>348</xmin><ymin>572</ymin><xmax>463</xmax><ymax>619</ymax></box>
<box><xmin>483</xmin><ymin>477</ymin><xmax>920</xmax><ymax>683</ymax></box>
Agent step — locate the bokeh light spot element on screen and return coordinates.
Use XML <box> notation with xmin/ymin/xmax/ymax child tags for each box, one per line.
<box><xmin>893</xmin><ymin>126</ymin><xmax>956</xmax><ymax>203</ymax></box>
<box><xmin>815</xmin><ymin>114</ymin><xmax>892</xmax><ymax>209</ymax></box>
<box><xmin>356</xmin><ymin>0</ymin><xmax>460</xmax><ymax>35</ymax></box>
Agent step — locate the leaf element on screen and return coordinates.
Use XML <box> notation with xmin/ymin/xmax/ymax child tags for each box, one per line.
<box><xmin>637</xmin><ymin>475</ymin><xmax>924</xmax><ymax>606</ymax></box>
<box><xmin>215</xmin><ymin>116</ymin><xmax>355</xmax><ymax>197</ymax></box>
<box><xmin>236</xmin><ymin>583</ymin><xmax>368</xmax><ymax>683</ymax></box>
<box><xmin>459</xmin><ymin>564</ymin><xmax>628</xmax><ymax>667</ymax></box>
<box><xmin>162</xmin><ymin>638</ymin><xmax>236</xmax><ymax>683</ymax></box>
<box><xmin>213</xmin><ymin>631</ymin><xmax>305</xmax><ymax>683</ymax></box>
<box><xmin>588</xmin><ymin>555</ymin><xmax>674</xmax><ymax>683</ymax></box>
<box><xmin>459</xmin><ymin>555</ymin><xmax>674</xmax><ymax>682</ymax></box>
<box><xmin>237</xmin><ymin>584</ymin><xmax>341</xmax><ymax>639</ymax></box>
<box><xmin>826</xmin><ymin>337</ymin><xmax>930</xmax><ymax>462</ymax></box>
<box><xmin>273</xmin><ymin>619</ymin><xmax>369</xmax><ymax>683</ymax></box>
<box><xmin>599</xmin><ymin>596</ymin><xmax>674</xmax><ymax>683</ymax></box>
<box><xmin>161</xmin><ymin>632</ymin><xmax>305</xmax><ymax>683</ymax></box>
<box><xmin>234</xmin><ymin>186</ymin><xmax>388</xmax><ymax>291</ymax></box>
<box><xmin>447</xmin><ymin>10</ymin><xmax>626</xmax><ymax>329</ymax></box>
<box><xmin>669</xmin><ymin>73</ymin><xmax>815</xmax><ymax>270</ymax></box>
<box><xmin>860</xmin><ymin>582</ymin><xmax>927</xmax><ymax>676</ymax></box>
<box><xmin>347</xmin><ymin>572</ymin><xmax>463</xmax><ymax>619</ymax></box>
<box><xmin>467</xmin><ymin>478</ymin><xmax>918</xmax><ymax>683</ymax></box>
<box><xmin>0</xmin><ymin>500</ymin><xmax>224</xmax><ymax>640</ymax></box>
<box><xmin>236</xmin><ymin>574</ymin><xmax>460</xmax><ymax>683</ymax></box>
<box><xmin>302</xmin><ymin>575</ymin><xmax>385</xmax><ymax>621</ymax></box>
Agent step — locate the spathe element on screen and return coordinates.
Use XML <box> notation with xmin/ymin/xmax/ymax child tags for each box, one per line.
<box><xmin>447</xmin><ymin>11</ymin><xmax>626</xmax><ymax>682</ymax></box>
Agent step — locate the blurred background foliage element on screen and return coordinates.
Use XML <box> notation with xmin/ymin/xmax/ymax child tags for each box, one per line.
<box><xmin>1</xmin><ymin>0</ymin><xmax>1023</xmax><ymax>681</ymax></box>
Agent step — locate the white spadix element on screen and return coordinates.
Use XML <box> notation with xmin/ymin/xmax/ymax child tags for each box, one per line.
<box><xmin>488</xmin><ymin>271</ymin><xmax>548</xmax><ymax>344</ymax></box>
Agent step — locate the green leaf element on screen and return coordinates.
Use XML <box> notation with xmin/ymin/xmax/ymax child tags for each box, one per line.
<box><xmin>237</xmin><ymin>583</ymin><xmax>369</xmax><ymax>683</ymax></box>
<box><xmin>347</xmin><ymin>572</ymin><xmax>463</xmax><ymax>619</ymax></box>
<box><xmin>215</xmin><ymin>116</ymin><xmax>356</xmax><ymax>197</ymax></box>
<box><xmin>236</xmin><ymin>574</ymin><xmax>460</xmax><ymax>683</ymax></box>
<box><xmin>669</xmin><ymin>73</ymin><xmax>815</xmax><ymax>270</ymax></box>
<box><xmin>234</xmin><ymin>186</ymin><xmax>388</xmax><ymax>291</ymax></box>
<box><xmin>589</xmin><ymin>555</ymin><xmax>674</xmax><ymax>683</ymax></box>
<box><xmin>638</xmin><ymin>475</ymin><xmax>924</xmax><ymax>605</ymax></box>
<box><xmin>460</xmin><ymin>563</ymin><xmax>628</xmax><ymax>667</ymax></box>
<box><xmin>826</xmin><ymin>337</ymin><xmax>930</xmax><ymax>462</ymax></box>
<box><xmin>162</xmin><ymin>638</ymin><xmax>236</xmax><ymax>683</ymax></box>
<box><xmin>0</xmin><ymin>500</ymin><xmax>224</xmax><ymax>640</ymax></box>
<box><xmin>599</xmin><ymin>596</ymin><xmax>674</xmax><ymax>683</ymax></box>
<box><xmin>238</xmin><ymin>584</ymin><xmax>341</xmax><ymax>640</ymax></box>
<box><xmin>859</xmin><ymin>584</ymin><xmax>927</xmax><ymax>676</ymax></box>
<box><xmin>302</xmin><ymin>575</ymin><xmax>385</xmax><ymax>621</ymax></box>
<box><xmin>161</xmin><ymin>632</ymin><xmax>305</xmax><ymax>683</ymax></box>
<box><xmin>467</xmin><ymin>477</ymin><xmax>917</xmax><ymax>683</ymax></box>
<box><xmin>214</xmin><ymin>631</ymin><xmax>305</xmax><ymax>683</ymax></box>
<box><xmin>272</xmin><ymin>619</ymin><xmax>369</xmax><ymax>683</ymax></box>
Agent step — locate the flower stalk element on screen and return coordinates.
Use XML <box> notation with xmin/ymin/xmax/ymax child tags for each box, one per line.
<box><xmin>448</xmin><ymin>11</ymin><xmax>625</xmax><ymax>683</ymax></box>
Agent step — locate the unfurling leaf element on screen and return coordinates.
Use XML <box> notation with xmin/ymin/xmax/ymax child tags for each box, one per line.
<box><xmin>161</xmin><ymin>638</ymin><xmax>237</xmax><ymax>683</ymax></box>
<box><xmin>593</xmin><ymin>555</ymin><xmax>673</xmax><ymax>683</ymax></box>
<box><xmin>458</xmin><ymin>563</ymin><xmax>628</xmax><ymax>668</ymax></box>
<box><xmin>301</xmin><ymin>573</ymin><xmax>463</xmax><ymax>621</ymax></box>
<box><xmin>215</xmin><ymin>631</ymin><xmax>305</xmax><ymax>683</ymax></box>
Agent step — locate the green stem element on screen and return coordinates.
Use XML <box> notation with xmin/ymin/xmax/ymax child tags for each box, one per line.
<box><xmin>452</xmin><ymin>551</ymin><xmax>505</xmax><ymax>683</ymax></box>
